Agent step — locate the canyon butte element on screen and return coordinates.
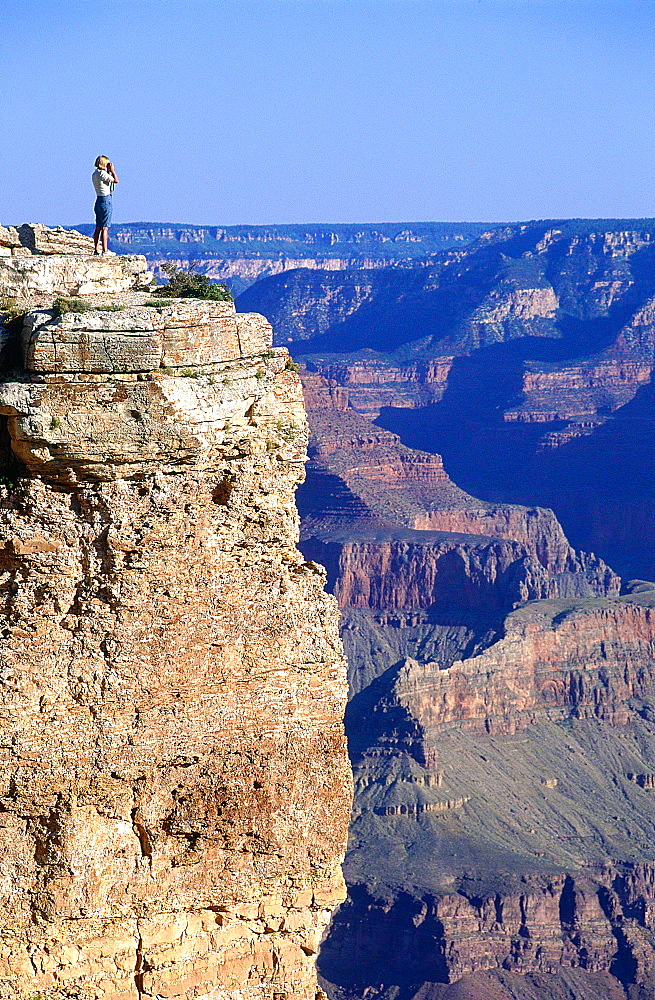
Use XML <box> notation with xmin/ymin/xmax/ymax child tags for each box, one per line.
<box><xmin>231</xmin><ymin>220</ymin><xmax>655</xmax><ymax>1000</ymax></box>
<box><xmin>0</xmin><ymin>224</ymin><xmax>353</xmax><ymax>999</ymax></box>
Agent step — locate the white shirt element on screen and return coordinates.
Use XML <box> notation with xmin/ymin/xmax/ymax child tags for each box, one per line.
<box><xmin>92</xmin><ymin>169</ymin><xmax>114</xmax><ymax>196</ymax></box>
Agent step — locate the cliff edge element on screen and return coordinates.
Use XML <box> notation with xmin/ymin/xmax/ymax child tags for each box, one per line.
<box><xmin>0</xmin><ymin>234</ymin><xmax>352</xmax><ymax>999</ymax></box>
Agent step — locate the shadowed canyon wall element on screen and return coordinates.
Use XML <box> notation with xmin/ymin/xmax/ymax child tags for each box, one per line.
<box><xmin>239</xmin><ymin>219</ymin><xmax>655</xmax><ymax>581</ymax></box>
<box><xmin>70</xmin><ymin>223</ymin><xmax>494</xmax><ymax>298</ymax></box>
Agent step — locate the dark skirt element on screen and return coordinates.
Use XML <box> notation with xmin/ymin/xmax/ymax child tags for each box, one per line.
<box><xmin>94</xmin><ymin>194</ymin><xmax>113</xmax><ymax>228</ymax></box>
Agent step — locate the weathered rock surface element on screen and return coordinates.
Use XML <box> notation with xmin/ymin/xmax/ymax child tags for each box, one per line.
<box><xmin>234</xmin><ymin>231</ymin><xmax>655</xmax><ymax>999</ymax></box>
<box><xmin>240</xmin><ymin>220</ymin><xmax>655</xmax><ymax>580</ymax></box>
<box><xmin>0</xmin><ymin>222</ymin><xmax>151</xmax><ymax>302</ymax></box>
<box><xmin>15</xmin><ymin>223</ymin><xmax>96</xmax><ymax>255</ymax></box>
<box><xmin>0</xmin><ymin>293</ymin><xmax>352</xmax><ymax>998</ymax></box>
<box><xmin>0</xmin><ymin>252</ymin><xmax>150</xmax><ymax>300</ymax></box>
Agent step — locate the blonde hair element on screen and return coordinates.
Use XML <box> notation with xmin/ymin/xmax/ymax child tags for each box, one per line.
<box><xmin>95</xmin><ymin>155</ymin><xmax>110</xmax><ymax>170</ymax></box>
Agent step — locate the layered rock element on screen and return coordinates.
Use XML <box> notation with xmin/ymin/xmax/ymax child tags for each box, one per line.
<box><xmin>14</xmin><ymin>223</ymin><xmax>96</xmax><ymax>256</ymax></box>
<box><xmin>236</xmin><ymin>220</ymin><xmax>655</xmax><ymax>582</ymax></box>
<box><xmin>0</xmin><ymin>293</ymin><xmax>352</xmax><ymax>998</ymax></box>
<box><xmin>321</xmin><ymin>586</ymin><xmax>655</xmax><ymax>996</ymax></box>
<box><xmin>360</xmin><ymin>591</ymin><xmax>655</xmax><ymax>755</ymax></box>
<box><xmin>254</xmin><ymin>244</ymin><xmax>655</xmax><ymax>998</ymax></box>
<box><xmin>77</xmin><ymin>222</ymin><xmax>492</xmax><ymax>297</ymax></box>
<box><xmin>0</xmin><ymin>222</ymin><xmax>151</xmax><ymax>302</ymax></box>
<box><xmin>298</xmin><ymin>373</ymin><xmax>618</xmax><ymax>619</ymax></box>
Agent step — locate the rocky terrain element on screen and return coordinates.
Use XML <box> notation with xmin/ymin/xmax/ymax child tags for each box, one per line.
<box><xmin>281</xmin><ymin>371</ymin><xmax>654</xmax><ymax>997</ymax></box>
<box><xmin>232</xmin><ymin>224</ymin><xmax>655</xmax><ymax>998</ymax></box>
<box><xmin>0</xmin><ymin>228</ymin><xmax>352</xmax><ymax>999</ymax></box>
<box><xmin>298</xmin><ymin>373</ymin><xmax>618</xmax><ymax>622</ymax></box>
<box><xmin>4</xmin><ymin>217</ymin><xmax>655</xmax><ymax>999</ymax></box>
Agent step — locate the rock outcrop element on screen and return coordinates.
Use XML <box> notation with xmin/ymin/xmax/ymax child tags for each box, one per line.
<box><xmin>0</xmin><ymin>246</ymin><xmax>352</xmax><ymax>999</ymax></box>
<box><xmin>0</xmin><ymin>223</ymin><xmax>151</xmax><ymax>302</ymax></box>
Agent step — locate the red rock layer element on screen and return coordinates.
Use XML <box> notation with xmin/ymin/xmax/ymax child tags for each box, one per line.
<box><xmin>299</xmin><ymin>374</ymin><xmax>619</xmax><ymax>615</ymax></box>
<box><xmin>393</xmin><ymin>596</ymin><xmax>655</xmax><ymax>748</ymax></box>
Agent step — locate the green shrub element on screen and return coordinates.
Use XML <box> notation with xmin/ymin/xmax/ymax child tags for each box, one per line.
<box><xmin>255</xmin><ymin>368</ymin><xmax>266</xmax><ymax>380</ymax></box>
<box><xmin>52</xmin><ymin>297</ymin><xmax>92</xmax><ymax>316</ymax></box>
<box><xmin>275</xmin><ymin>419</ymin><xmax>298</xmax><ymax>443</ymax></box>
<box><xmin>0</xmin><ymin>296</ymin><xmax>26</xmax><ymax>322</ymax></box>
<box><xmin>96</xmin><ymin>303</ymin><xmax>124</xmax><ymax>312</ymax></box>
<box><xmin>155</xmin><ymin>263</ymin><xmax>233</xmax><ymax>302</ymax></box>
<box><xmin>285</xmin><ymin>359</ymin><xmax>300</xmax><ymax>373</ymax></box>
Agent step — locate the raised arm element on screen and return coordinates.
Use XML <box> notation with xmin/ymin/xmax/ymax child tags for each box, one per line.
<box><xmin>107</xmin><ymin>162</ymin><xmax>119</xmax><ymax>183</ymax></box>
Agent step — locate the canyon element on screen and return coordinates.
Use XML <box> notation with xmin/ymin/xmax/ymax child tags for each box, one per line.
<box><xmin>0</xmin><ymin>227</ymin><xmax>352</xmax><ymax>999</ymax></box>
<box><xmin>240</xmin><ymin>220</ymin><xmax>655</xmax><ymax>581</ymax></box>
<box><xmin>236</xmin><ymin>221</ymin><xmax>655</xmax><ymax>998</ymax></box>
<box><xmin>4</xmin><ymin>217</ymin><xmax>655</xmax><ymax>999</ymax></box>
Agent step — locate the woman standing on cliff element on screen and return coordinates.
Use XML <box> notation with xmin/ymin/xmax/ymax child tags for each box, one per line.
<box><xmin>92</xmin><ymin>155</ymin><xmax>119</xmax><ymax>255</ymax></box>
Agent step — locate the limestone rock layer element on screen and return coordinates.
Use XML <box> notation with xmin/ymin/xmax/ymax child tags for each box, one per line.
<box><xmin>0</xmin><ymin>292</ymin><xmax>352</xmax><ymax>998</ymax></box>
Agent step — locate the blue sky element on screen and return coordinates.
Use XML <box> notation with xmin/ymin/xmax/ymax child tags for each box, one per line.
<box><xmin>2</xmin><ymin>0</ymin><xmax>655</xmax><ymax>226</ymax></box>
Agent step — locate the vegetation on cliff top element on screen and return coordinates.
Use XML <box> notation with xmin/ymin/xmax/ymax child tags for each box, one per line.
<box><xmin>155</xmin><ymin>262</ymin><xmax>233</xmax><ymax>301</ymax></box>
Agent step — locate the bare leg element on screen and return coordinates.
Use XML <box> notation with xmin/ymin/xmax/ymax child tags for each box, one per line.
<box><xmin>93</xmin><ymin>227</ymin><xmax>102</xmax><ymax>253</ymax></box>
<box><xmin>102</xmin><ymin>228</ymin><xmax>109</xmax><ymax>253</ymax></box>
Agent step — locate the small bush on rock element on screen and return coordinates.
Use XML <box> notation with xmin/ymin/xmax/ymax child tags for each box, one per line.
<box><xmin>53</xmin><ymin>297</ymin><xmax>92</xmax><ymax>316</ymax></box>
<box><xmin>0</xmin><ymin>296</ymin><xmax>26</xmax><ymax>322</ymax></box>
<box><xmin>156</xmin><ymin>263</ymin><xmax>233</xmax><ymax>302</ymax></box>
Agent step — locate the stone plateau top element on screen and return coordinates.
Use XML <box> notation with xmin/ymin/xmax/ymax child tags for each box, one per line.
<box><xmin>0</xmin><ymin>222</ymin><xmax>150</xmax><ymax>300</ymax></box>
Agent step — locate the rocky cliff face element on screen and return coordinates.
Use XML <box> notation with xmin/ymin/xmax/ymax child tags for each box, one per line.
<box><xmin>0</xmin><ymin>237</ymin><xmax>352</xmax><ymax>1000</ymax></box>
<box><xmin>290</xmin><ymin>371</ymin><xmax>655</xmax><ymax>997</ymax></box>
<box><xmin>298</xmin><ymin>373</ymin><xmax>618</xmax><ymax>622</ymax></box>
<box><xmin>0</xmin><ymin>223</ymin><xmax>151</xmax><ymax>302</ymax></box>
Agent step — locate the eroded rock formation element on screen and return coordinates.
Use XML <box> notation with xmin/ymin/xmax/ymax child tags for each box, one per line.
<box><xmin>298</xmin><ymin>373</ymin><xmax>618</xmax><ymax>620</ymax></box>
<box><xmin>0</xmin><ymin>224</ymin><xmax>151</xmax><ymax>302</ymax></box>
<box><xmin>0</xmin><ymin>241</ymin><xmax>352</xmax><ymax>999</ymax></box>
<box><xmin>240</xmin><ymin>220</ymin><xmax>655</xmax><ymax>580</ymax></box>
<box><xmin>74</xmin><ymin>222</ymin><xmax>492</xmax><ymax>298</ymax></box>
<box><xmin>281</xmin><ymin>349</ymin><xmax>655</xmax><ymax>995</ymax></box>
<box><xmin>322</xmin><ymin>586</ymin><xmax>655</xmax><ymax>997</ymax></box>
